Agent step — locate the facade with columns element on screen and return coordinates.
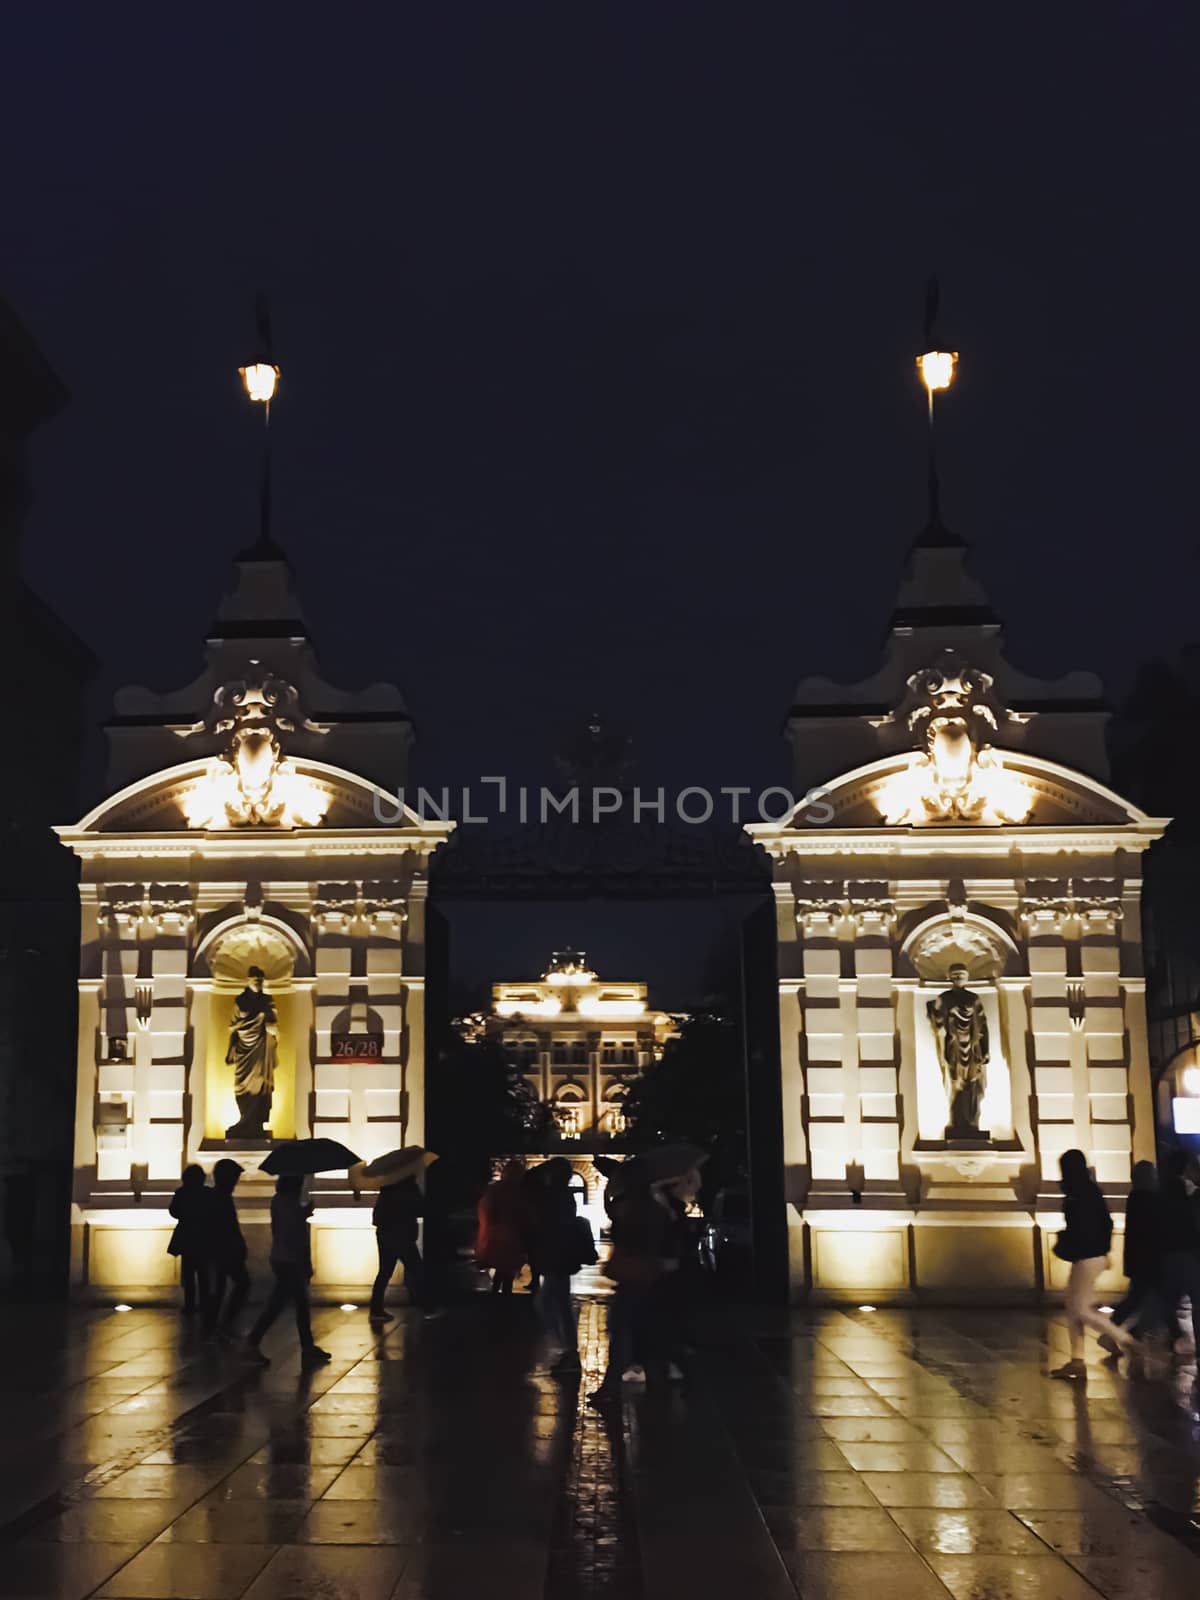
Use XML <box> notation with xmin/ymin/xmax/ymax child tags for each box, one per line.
<box><xmin>750</xmin><ymin>523</ymin><xmax>1167</xmax><ymax>1303</ymax></box>
<box><xmin>59</xmin><ymin>542</ymin><xmax>451</xmax><ymax>1298</ymax></box>
<box><xmin>492</xmin><ymin>951</ymin><xmax>679</xmax><ymax>1142</ymax></box>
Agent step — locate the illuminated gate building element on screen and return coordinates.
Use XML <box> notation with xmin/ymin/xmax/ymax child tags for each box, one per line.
<box><xmin>750</xmin><ymin>522</ymin><xmax>1167</xmax><ymax>1302</ymax></box>
<box><xmin>59</xmin><ymin>541</ymin><xmax>451</xmax><ymax>1297</ymax></box>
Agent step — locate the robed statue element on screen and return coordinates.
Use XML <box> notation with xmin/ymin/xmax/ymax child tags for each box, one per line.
<box><xmin>224</xmin><ymin>966</ymin><xmax>278</xmax><ymax>1140</ymax></box>
<box><xmin>926</xmin><ymin>963</ymin><xmax>989</xmax><ymax>1139</ymax></box>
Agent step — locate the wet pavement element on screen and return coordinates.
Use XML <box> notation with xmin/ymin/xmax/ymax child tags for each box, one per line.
<box><xmin>0</xmin><ymin>1296</ymin><xmax>1198</xmax><ymax>1598</ymax></box>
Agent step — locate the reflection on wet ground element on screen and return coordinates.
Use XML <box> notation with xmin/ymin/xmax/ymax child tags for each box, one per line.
<box><xmin>0</xmin><ymin>1297</ymin><xmax>1197</xmax><ymax>1597</ymax></box>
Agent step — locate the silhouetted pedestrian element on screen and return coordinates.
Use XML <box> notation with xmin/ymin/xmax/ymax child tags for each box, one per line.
<box><xmin>204</xmin><ymin>1159</ymin><xmax>250</xmax><ymax>1338</ymax></box>
<box><xmin>537</xmin><ymin>1159</ymin><xmax>595</xmax><ymax>1374</ymax></box>
<box><xmin>522</xmin><ymin>1165</ymin><xmax>546</xmax><ymax>1297</ymax></box>
<box><xmin>370</xmin><ymin>1175</ymin><xmax>437</xmax><ymax>1323</ymax></box>
<box><xmin>646</xmin><ymin>1168</ymin><xmax>700</xmax><ymax>1382</ymax></box>
<box><xmin>168</xmin><ymin>1164</ymin><xmax>210</xmax><ymax>1317</ymax></box>
<box><xmin>591</xmin><ymin>1175</ymin><xmax>665</xmax><ymax>1403</ymax></box>
<box><xmin>1161</xmin><ymin>1147</ymin><xmax>1200</xmax><ymax>1360</ymax></box>
<box><xmin>1051</xmin><ymin>1148</ymin><xmax>1133</xmax><ymax>1379</ymax></box>
<box><xmin>476</xmin><ymin>1160</ymin><xmax>532</xmax><ymax>1295</ymax></box>
<box><xmin>1106</xmin><ymin>1160</ymin><xmax>1180</xmax><ymax>1351</ymax></box>
<box><xmin>244</xmin><ymin>1175</ymin><xmax>330</xmax><ymax>1368</ymax></box>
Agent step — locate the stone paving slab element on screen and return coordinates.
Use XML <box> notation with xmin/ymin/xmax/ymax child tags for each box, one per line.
<box><xmin>0</xmin><ymin>1297</ymin><xmax>1196</xmax><ymax>1597</ymax></box>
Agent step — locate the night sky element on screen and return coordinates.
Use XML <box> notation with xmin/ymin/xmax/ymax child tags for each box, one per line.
<box><xmin>8</xmin><ymin>4</ymin><xmax>1198</xmax><ymax>999</ymax></box>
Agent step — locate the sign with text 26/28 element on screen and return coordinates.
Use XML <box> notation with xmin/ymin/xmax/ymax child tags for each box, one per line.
<box><xmin>331</xmin><ymin>1033</ymin><xmax>383</xmax><ymax>1061</ymax></box>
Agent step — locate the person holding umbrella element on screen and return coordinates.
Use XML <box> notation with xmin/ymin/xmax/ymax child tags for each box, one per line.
<box><xmin>590</xmin><ymin>1145</ymin><xmax>705</xmax><ymax>1405</ymax></box>
<box><xmin>243</xmin><ymin>1138</ymin><xmax>357</xmax><ymax>1368</ymax></box>
<box><xmin>352</xmin><ymin>1146</ymin><xmax>441</xmax><ymax>1325</ymax></box>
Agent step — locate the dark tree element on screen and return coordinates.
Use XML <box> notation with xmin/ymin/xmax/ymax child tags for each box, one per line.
<box><xmin>619</xmin><ymin>1013</ymin><xmax>747</xmax><ymax>1194</ymax></box>
<box><xmin>426</xmin><ymin>1027</ymin><xmax>552</xmax><ymax>1203</ymax></box>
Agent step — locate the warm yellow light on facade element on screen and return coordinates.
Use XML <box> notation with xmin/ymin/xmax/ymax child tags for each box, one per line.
<box><xmin>917</xmin><ymin>350</ymin><xmax>957</xmax><ymax>393</ymax></box>
<box><xmin>577</xmin><ymin>997</ymin><xmax>647</xmax><ymax>1020</ymax></box>
<box><xmin>1181</xmin><ymin>1065</ymin><xmax>1200</xmax><ymax>1096</ymax></box>
<box><xmin>240</xmin><ymin>362</ymin><xmax>279</xmax><ymax>404</ymax></box>
<box><xmin>494</xmin><ymin>995</ymin><xmax>563</xmax><ymax>1018</ymax></box>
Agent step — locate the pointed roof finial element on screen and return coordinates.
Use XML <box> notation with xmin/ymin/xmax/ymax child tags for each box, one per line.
<box><xmin>915</xmin><ymin>274</ymin><xmax>959</xmax><ymax>547</ymax></box>
<box><xmin>239</xmin><ymin>290</ymin><xmax>282</xmax><ymax>559</ymax></box>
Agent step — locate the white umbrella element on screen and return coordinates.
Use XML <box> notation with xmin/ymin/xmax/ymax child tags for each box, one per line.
<box><xmin>349</xmin><ymin>1146</ymin><xmax>438</xmax><ymax>1191</ymax></box>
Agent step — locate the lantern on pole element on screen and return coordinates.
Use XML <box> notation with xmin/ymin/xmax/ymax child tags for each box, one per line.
<box><xmin>916</xmin><ymin>278</ymin><xmax>958</xmax><ymax>530</ymax></box>
<box><xmin>239</xmin><ymin>294</ymin><xmax>279</xmax><ymax>550</ymax></box>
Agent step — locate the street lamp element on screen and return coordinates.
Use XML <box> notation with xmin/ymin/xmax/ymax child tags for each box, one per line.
<box><xmin>239</xmin><ymin>362</ymin><xmax>279</xmax><ymax>409</ymax></box>
<box><xmin>916</xmin><ymin>278</ymin><xmax>958</xmax><ymax>529</ymax></box>
<box><xmin>917</xmin><ymin>348</ymin><xmax>957</xmax><ymax>411</ymax></box>
<box><xmin>241</xmin><ymin>294</ymin><xmax>279</xmax><ymax>551</ymax></box>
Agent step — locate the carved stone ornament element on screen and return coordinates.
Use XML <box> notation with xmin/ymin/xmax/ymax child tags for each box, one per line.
<box><xmin>1020</xmin><ymin>878</ymin><xmax>1123</xmax><ymax>937</ymax></box>
<box><xmin>209</xmin><ymin>922</ymin><xmax>297</xmax><ymax>987</ymax></box>
<box><xmin>908</xmin><ymin>918</ymin><xmax>1008</xmax><ymax>981</ymax></box>
<box><xmin>872</xmin><ymin>650</ymin><xmax>1035</xmax><ymax>826</ymax></box>
<box><xmin>176</xmin><ymin>662</ymin><xmax>330</xmax><ymax>829</ymax></box>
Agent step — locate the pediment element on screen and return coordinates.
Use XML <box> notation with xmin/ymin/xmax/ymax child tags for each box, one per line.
<box><xmin>795</xmin><ymin>750</ymin><xmax>1151</xmax><ymax>831</ymax></box>
<box><xmin>65</xmin><ymin>757</ymin><xmax>427</xmax><ymax>835</ymax></box>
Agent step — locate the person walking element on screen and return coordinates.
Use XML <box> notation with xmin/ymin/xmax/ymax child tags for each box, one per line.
<box><xmin>1051</xmin><ymin>1148</ymin><xmax>1134</xmax><ymax>1380</ymax></box>
<box><xmin>168</xmin><ymin>1164</ymin><xmax>211</xmax><ymax>1317</ymax></box>
<box><xmin>369</xmin><ymin>1174</ymin><xmax>437</xmax><ymax>1324</ymax></box>
<box><xmin>243</xmin><ymin>1175</ymin><xmax>331</xmax><ymax>1368</ymax></box>
<box><xmin>590</xmin><ymin>1175</ymin><xmax>665</xmax><ymax>1404</ymax></box>
<box><xmin>1105</xmin><ymin>1160</ymin><xmax>1179</xmax><ymax>1352</ymax></box>
<box><xmin>537</xmin><ymin>1159</ymin><xmax>595</xmax><ymax>1374</ymax></box>
<box><xmin>646</xmin><ymin>1168</ymin><xmax>700</xmax><ymax>1383</ymax></box>
<box><xmin>522</xmin><ymin>1165</ymin><xmax>547</xmax><ymax>1299</ymax></box>
<box><xmin>476</xmin><ymin>1160</ymin><xmax>532</xmax><ymax>1295</ymax></box>
<box><xmin>204</xmin><ymin>1159</ymin><xmax>250</xmax><ymax>1338</ymax></box>
<box><xmin>1161</xmin><ymin>1146</ymin><xmax>1200</xmax><ymax>1359</ymax></box>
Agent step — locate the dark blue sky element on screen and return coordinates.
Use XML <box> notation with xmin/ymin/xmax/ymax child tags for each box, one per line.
<box><xmin>7</xmin><ymin>3</ymin><xmax>1198</xmax><ymax>993</ymax></box>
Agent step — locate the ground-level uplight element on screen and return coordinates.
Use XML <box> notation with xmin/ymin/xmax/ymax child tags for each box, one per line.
<box><xmin>1098</xmin><ymin>1305</ymin><xmax>1115</xmax><ymax>1315</ymax></box>
<box><xmin>858</xmin><ymin>1304</ymin><xmax>876</xmax><ymax>1313</ymax></box>
<box><xmin>114</xmin><ymin>1303</ymin><xmax>132</xmax><ymax>1313</ymax></box>
<box><xmin>340</xmin><ymin>1303</ymin><xmax>357</xmax><ymax>1312</ymax></box>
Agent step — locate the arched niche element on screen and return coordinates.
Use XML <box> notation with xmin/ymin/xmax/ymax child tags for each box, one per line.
<box><xmin>200</xmin><ymin>920</ymin><xmax>302</xmax><ymax>1144</ymax></box>
<box><xmin>900</xmin><ymin>912</ymin><xmax>1018</xmax><ymax>983</ymax></box>
<box><xmin>901</xmin><ymin>913</ymin><xmax>1017</xmax><ymax>1142</ymax></box>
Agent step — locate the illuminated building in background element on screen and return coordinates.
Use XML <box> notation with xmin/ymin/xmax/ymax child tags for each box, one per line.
<box><xmin>482</xmin><ymin>953</ymin><xmax>679</xmax><ymax>1225</ymax></box>
<box><xmin>59</xmin><ymin>540</ymin><xmax>452</xmax><ymax>1299</ymax></box>
<box><xmin>493</xmin><ymin>951</ymin><xmax>678</xmax><ymax>1142</ymax></box>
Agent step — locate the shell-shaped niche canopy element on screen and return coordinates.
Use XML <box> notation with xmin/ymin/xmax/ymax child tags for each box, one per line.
<box><xmin>208</xmin><ymin>922</ymin><xmax>297</xmax><ymax>988</ymax></box>
<box><xmin>906</xmin><ymin>916</ymin><xmax>1012</xmax><ymax>983</ymax></box>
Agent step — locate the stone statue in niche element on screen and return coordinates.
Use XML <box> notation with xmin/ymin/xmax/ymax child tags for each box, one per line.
<box><xmin>926</xmin><ymin>963</ymin><xmax>989</xmax><ymax>1139</ymax></box>
<box><xmin>224</xmin><ymin>966</ymin><xmax>278</xmax><ymax>1139</ymax></box>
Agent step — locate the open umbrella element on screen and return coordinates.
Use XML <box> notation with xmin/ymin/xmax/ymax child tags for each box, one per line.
<box><xmin>349</xmin><ymin>1146</ymin><xmax>437</xmax><ymax>1191</ymax></box>
<box><xmin>259</xmin><ymin>1138</ymin><xmax>360</xmax><ymax>1177</ymax></box>
<box><xmin>636</xmin><ymin>1144</ymin><xmax>708</xmax><ymax>1184</ymax></box>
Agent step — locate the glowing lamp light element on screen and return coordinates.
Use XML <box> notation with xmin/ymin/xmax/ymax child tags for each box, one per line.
<box><xmin>917</xmin><ymin>349</ymin><xmax>957</xmax><ymax>393</ymax></box>
<box><xmin>858</xmin><ymin>1304</ymin><xmax>876</xmax><ymax>1313</ymax></box>
<box><xmin>114</xmin><ymin>1303</ymin><xmax>132</xmax><ymax>1313</ymax></box>
<box><xmin>1181</xmin><ymin>1065</ymin><xmax>1200</xmax><ymax>1097</ymax></box>
<box><xmin>1098</xmin><ymin>1306</ymin><xmax>1115</xmax><ymax>1315</ymax></box>
<box><xmin>240</xmin><ymin>362</ymin><xmax>279</xmax><ymax>404</ymax></box>
<box><xmin>340</xmin><ymin>1303</ymin><xmax>357</xmax><ymax>1312</ymax></box>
